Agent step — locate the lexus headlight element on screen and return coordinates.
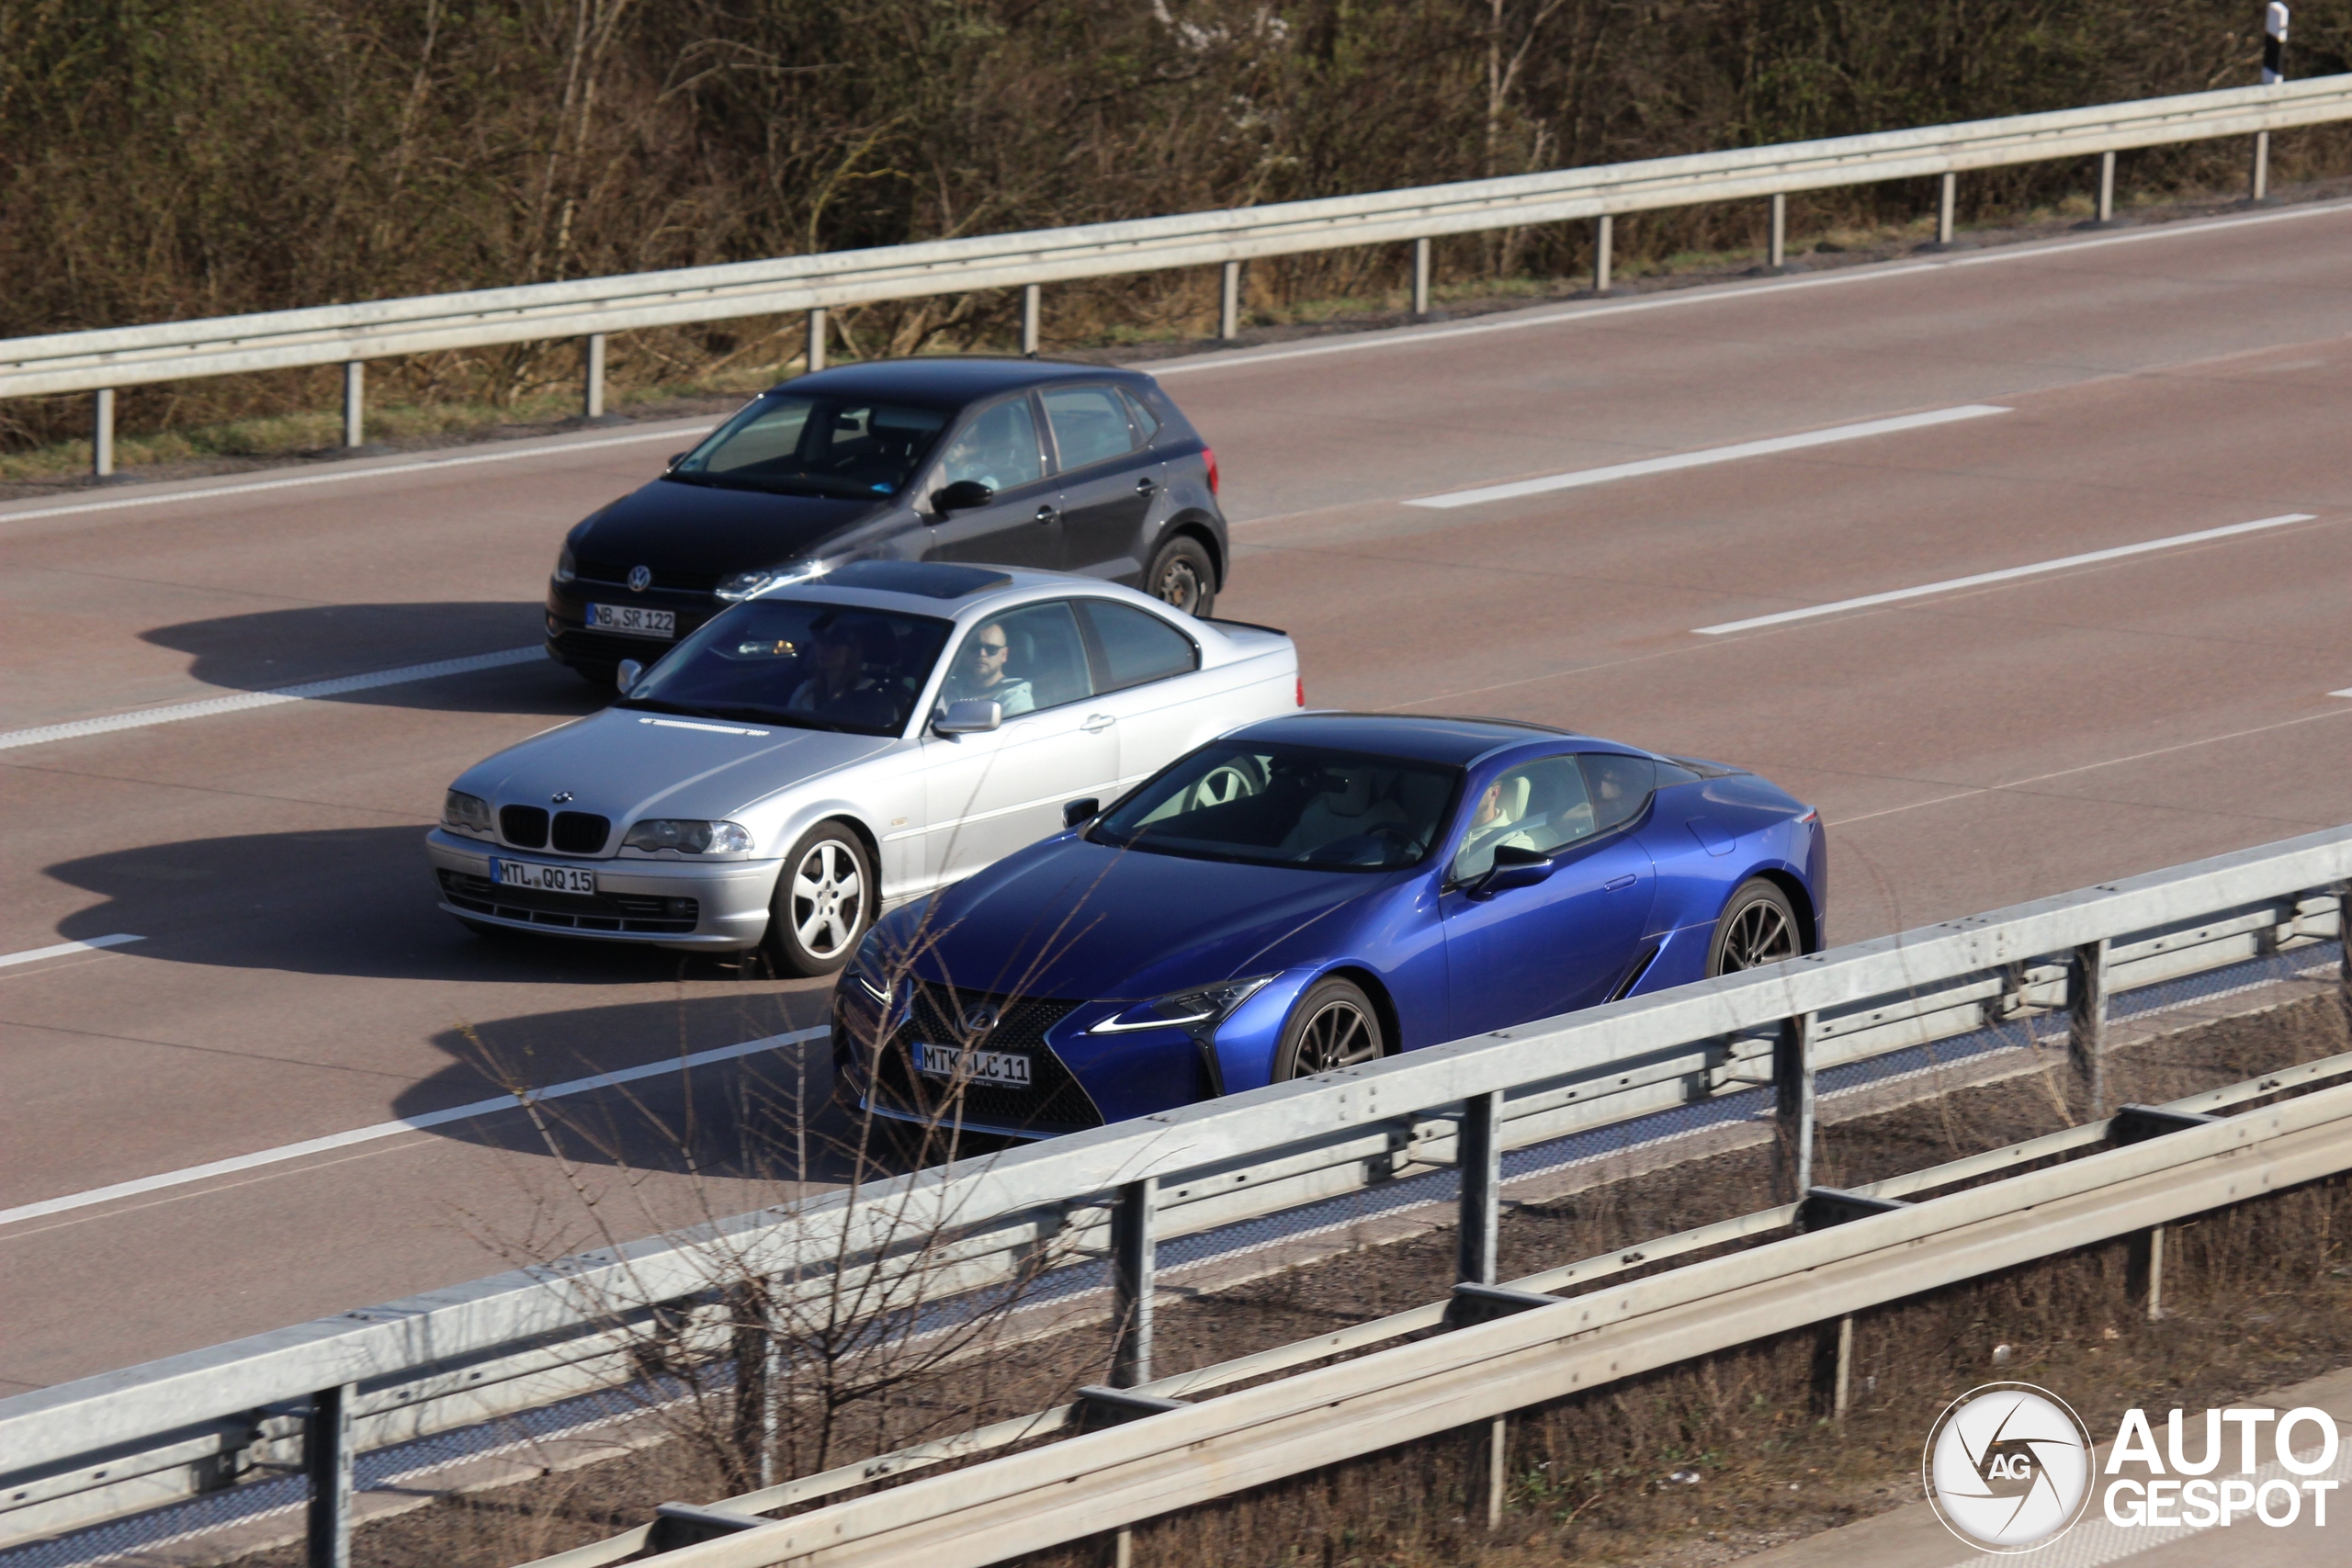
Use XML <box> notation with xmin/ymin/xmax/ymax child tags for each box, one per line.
<box><xmin>623</xmin><ymin>818</ymin><xmax>754</xmax><ymax>854</ymax></box>
<box><xmin>1091</xmin><ymin>976</ymin><xmax>1274</xmax><ymax>1034</ymax></box>
<box><xmin>442</xmin><ymin>789</ymin><xmax>493</xmax><ymax>836</ymax></box>
<box><xmin>846</xmin><ymin>932</ymin><xmax>893</xmax><ymax>1006</ymax></box>
<box><xmin>715</xmin><ymin>562</ymin><xmax>826</xmax><ymax>602</ymax></box>
<box><xmin>553</xmin><ymin>544</ymin><xmax>577</xmax><ymax>584</ymax></box>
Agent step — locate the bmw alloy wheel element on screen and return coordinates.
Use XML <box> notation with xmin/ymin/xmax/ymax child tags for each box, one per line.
<box><xmin>767</xmin><ymin>821</ymin><xmax>874</xmax><ymax>976</ymax></box>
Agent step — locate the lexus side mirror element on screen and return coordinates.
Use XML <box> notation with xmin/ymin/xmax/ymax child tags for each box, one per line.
<box><xmin>1062</xmin><ymin>797</ymin><xmax>1101</xmax><ymax>829</ymax></box>
<box><xmin>931</xmin><ymin>479</ymin><xmax>994</xmax><ymax>513</ymax></box>
<box><xmin>616</xmin><ymin>658</ymin><xmax>644</xmax><ymax>694</ymax></box>
<box><xmin>1471</xmin><ymin>843</ymin><xmax>1555</xmax><ymax>900</ymax></box>
<box><xmin>933</xmin><ymin>697</ymin><xmax>1002</xmax><ymax>736</ymax></box>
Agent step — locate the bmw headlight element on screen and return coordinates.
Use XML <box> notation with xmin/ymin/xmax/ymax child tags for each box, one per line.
<box><xmin>623</xmin><ymin>818</ymin><xmax>754</xmax><ymax>854</ymax></box>
<box><xmin>442</xmin><ymin>789</ymin><xmax>493</xmax><ymax>837</ymax></box>
<box><xmin>553</xmin><ymin>544</ymin><xmax>577</xmax><ymax>584</ymax></box>
<box><xmin>1091</xmin><ymin>976</ymin><xmax>1274</xmax><ymax>1034</ymax></box>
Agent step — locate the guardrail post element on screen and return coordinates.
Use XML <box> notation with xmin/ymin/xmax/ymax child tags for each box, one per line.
<box><xmin>1936</xmin><ymin>172</ymin><xmax>1957</xmax><ymax>245</ymax></box>
<box><xmin>806</xmin><ymin>308</ymin><xmax>828</xmax><ymax>374</ymax></box>
<box><xmin>1592</xmin><ymin>215</ymin><xmax>1613</xmax><ymax>294</ymax></box>
<box><xmin>2097</xmin><ymin>151</ymin><xmax>2117</xmax><ymax>223</ymax></box>
<box><xmin>1110</xmin><ymin>1178</ymin><xmax>1156</xmax><ymax>1388</ymax></box>
<box><xmin>92</xmin><ymin>388</ymin><xmax>116</xmax><ymax>479</ymax></box>
<box><xmin>2129</xmin><ymin>1224</ymin><xmax>2167</xmax><ymax>1320</ymax></box>
<box><xmin>2070</xmin><ymin>939</ymin><xmax>2109</xmax><ymax>1118</ymax></box>
<box><xmin>1833</xmin><ymin>1314</ymin><xmax>1855</xmax><ymax>1417</ymax></box>
<box><xmin>1218</xmin><ymin>261</ymin><xmax>1242</xmax><ymax>341</ymax></box>
<box><xmin>2337</xmin><ymin>880</ymin><xmax>2351</xmax><ymax>1000</ymax></box>
<box><xmin>1456</xmin><ymin>1089</ymin><xmax>1502</xmax><ymax>1286</ymax></box>
<box><xmin>1020</xmin><ymin>285</ymin><xmax>1041</xmax><ymax>356</ymax></box>
<box><xmin>1772</xmin><ymin>1014</ymin><xmax>1815</xmax><ymax>1201</ymax></box>
<box><xmin>1411</xmin><ymin>238</ymin><xmax>1432</xmax><ymax>316</ymax></box>
<box><xmin>582</xmin><ymin>333</ymin><xmax>607</xmax><ymax>420</ymax></box>
<box><xmin>340</xmin><ymin>362</ymin><xmax>365</xmax><ymax>449</ymax></box>
<box><xmin>2251</xmin><ymin>130</ymin><xmax>2272</xmax><ymax>201</ymax></box>
<box><xmin>1767</xmin><ymin>193</ymin><xmax>1787</xmax><ymax>271</ymax></box>
<box><xmin>304</xmin><ymin>1382</ymin><xmax>354</xmax><ymax>1568</ymax></box>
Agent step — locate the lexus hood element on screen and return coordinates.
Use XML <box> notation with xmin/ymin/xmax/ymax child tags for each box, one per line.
<box><xmin>453</xmin><ymin>707</ymin><xmax>893</xmax><ymax>833</ymax></box>
<box><xmin>900</xmin><ymin>836</ymin><xmax>1395</xmax><ymax>1000</ymax></box>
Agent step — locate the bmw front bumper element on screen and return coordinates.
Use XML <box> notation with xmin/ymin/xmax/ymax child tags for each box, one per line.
<box><xmin>425</xmin><ymin>828</ymin><xmax>778</xmax><ymax>951</ymax></box>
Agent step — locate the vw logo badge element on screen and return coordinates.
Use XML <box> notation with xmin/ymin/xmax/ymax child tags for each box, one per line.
<box><xmin>627</xmin><ymin>564</ymin><xmax>652</xmax><ymax>592</ymax></box>
<box><xmin>960</xmin><ymin>1003</ymin><xmax>1001</xmax><ymax>1034</ymax></box>
<box><xmin>550</xmin><ymin>791</ymin><xmax>573</xmax><ymax>805</ymax></box>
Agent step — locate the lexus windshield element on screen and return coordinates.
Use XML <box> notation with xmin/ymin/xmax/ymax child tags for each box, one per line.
<box><xmin>668</xmin><ymin>393</ymin><xmax>949</xmax><ymax>500</ymax></box>
<box><xmin>620</xmin><ymin>601</ymin><xmax>953</xmax><ymax>737</ymax></box>
<box><xmin>1092</xmin><ymin>742</ymin><xmax>1461</xmax><ymax>871</ymax></box>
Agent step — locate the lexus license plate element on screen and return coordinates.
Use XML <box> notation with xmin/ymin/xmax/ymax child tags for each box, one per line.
<box><xmin>492</xmin><ymin>858</ymin><xmax>596</xmax><ymax>896</ymax></box>
<box><xmin>911</xmin><ymin>1043</ymin><xmax>1032</xmax><ymax>1088</ymax></box>
<box><xmin>586</xmin><ymin>603</ymin><xmax>675</xmax><ymax>638</ymax></box>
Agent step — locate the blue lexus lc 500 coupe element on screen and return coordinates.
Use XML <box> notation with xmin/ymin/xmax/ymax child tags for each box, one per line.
<box><xmin>831</xmin><ymin>713</ymin><xmax>1826</xmax><ymax>1139</ymax></box>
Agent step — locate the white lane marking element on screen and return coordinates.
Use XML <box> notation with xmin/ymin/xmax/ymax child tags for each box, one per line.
<box><xmin>0</xmin><ymin>1025</ymin><xmax>828</xmax><ymax>1231</ymax></box>
<box><xmin>0</xmin><ymin>646</ymin><xmax>544</xmax><ymax>752</ymax></box>
<box><xmin>2331</xmin><ymin>686</ymin><xmax>2352</xmax><ymax>698</ymax></box>
<box><xmin>1405</xmin><ymin>404</ymin><xmax>2010</xmax><ymax>510</ymax></box>
<box><xmin>0</xmin><ymin>933</ymin><xmax>143</xmax><ymax>969</ymax></box>
<box><xmin>1693</xmin><ymin>513</ymin><xmax>2321</xmax><ymax>636</ymax></box>
<box><xmin>0</xmin><ymin>425</ymin><xmax>692</xmax><ymax>525</ymax></box>
<box><xmin>1148</xmin><ymin>197</ymin><xmax>2352</xmax><ymax>378</ymax></box>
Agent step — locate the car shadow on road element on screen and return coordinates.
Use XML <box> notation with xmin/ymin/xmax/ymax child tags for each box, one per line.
<box><xmin>141</xmin><ymin>601</ymin><xmax>606</xmax><ymax>716</ymax></box>
<box><xmin>49</xmin><ymin>824</ymin><xmax>770</xmax><ymax>984</ymax></box>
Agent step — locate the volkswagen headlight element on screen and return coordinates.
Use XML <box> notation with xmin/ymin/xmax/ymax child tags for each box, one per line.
<box><xmin>442</xmin><ymin>789</ymin><xmax>493</xmax><ymax>837</ymax></box>
<box><xmin>715</xmin><ymin>561</ymin><xmax>828</xmax><ymax>602</ymax></box>
<box><xmin>623</xmin><ymin>818</ymin><xmax>754</xmax><ymax>854</ymax></box>
<box><xmin>1091</xmin><ymin>976</ymin><xmax>1274</xmax><ymax>1034</ymax></box>
<box><xmin>553</xmin><ymin>544</ymin><xmax>577</xmax><ymax>584</ymax></box>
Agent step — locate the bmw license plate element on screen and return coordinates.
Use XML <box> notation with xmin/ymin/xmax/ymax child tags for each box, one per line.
<box><xmin>911</xmin><ymin>1043</ymin><xmax>1032</xmax><ymax>1088</ymax></box>
<box><xmin>492</xmin><ymin>858</ymin><xmax>596</xmax><ymax>896</ymax></box>
<box><xmin>586</xmin><ymin>603</ymin><xmax>675</xmax><ymax>638</ymax></box>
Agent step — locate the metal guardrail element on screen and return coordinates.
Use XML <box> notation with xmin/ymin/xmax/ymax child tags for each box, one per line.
<box><xmin>2</xmin><ymin>825</ymin><xmax>2348</xmax><ymax>1561</ymax></box>
<box><xmin>7</xmin><ymin>75</ymin><xmax>2351</xmax><ymax>470</ymax></box>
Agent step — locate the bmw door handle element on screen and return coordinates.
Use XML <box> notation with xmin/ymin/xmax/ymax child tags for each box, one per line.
<box><xmin>1603</xmin><ymin>874</ymin><xmax>1637</xmax><ymax>892</ymax></box>
<box><xmin>1134</xmin><ymin>476</ymin><xmax>1157</xmax><ymax>496</ymax></box>
<box><xmin>1081</xmin><ymin>713</ymin><xmax>1116</xmax><ymax>733</ymax></box>
<box><xmin>1035</xmin><ymin>503</ymin><xmax>1059</xmax><ymax>525</ymax></box>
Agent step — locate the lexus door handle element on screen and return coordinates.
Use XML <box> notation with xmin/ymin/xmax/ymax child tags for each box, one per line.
<box><xmin>1081</xmin><ymin>713</ymin><xmax>1116</xmax><ymax>732</ymax></box>
<box><xmin>1603</xmin><ymin>874</ymin><xmax>1637</xmax><ymax>892</ymax></box>
<box><xmin>1134</xmin><ymin>477</ymin><xmax>1157</xmax><ymax>495</ymax></box>
<box><xmin>1035</xmin><ymin>503</ymin><xmax>1059</xmax><ymax>524</ymax></box>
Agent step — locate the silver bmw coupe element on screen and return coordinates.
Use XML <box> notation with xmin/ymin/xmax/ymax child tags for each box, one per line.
<box><xmin>427</xmin><ymin>559</ymin><xmax>1300</xmax><ymax>974</ymax></box>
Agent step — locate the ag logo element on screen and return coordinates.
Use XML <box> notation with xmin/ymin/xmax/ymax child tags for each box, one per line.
<box><xmin>1924</xmin><ymin>1382</ymin><xmax>2094</xmax><ymax>1552</ymax></box>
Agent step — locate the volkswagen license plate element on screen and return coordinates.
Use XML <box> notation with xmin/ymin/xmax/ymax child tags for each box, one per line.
<box><xmin>492</xmin><ymin>858</ymin><xmax>596</xmax><ymax>896</ymax></box>
<box><xmin>911</xmin><ymin>1043</ymin><xmax>1032</xmax><ymax>1088</ymax></box>
<box><xmin>586</xmin><ymin>603</ymin><xmax>675</xmax><ymax>638</ymax></box>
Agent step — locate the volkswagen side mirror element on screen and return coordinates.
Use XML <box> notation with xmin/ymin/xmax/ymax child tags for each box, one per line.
<box><xmin>1062</xmin><ymin>797</ymin><xmax>1101</xmax><ymax>829</ymax></box>
<box><xmin>933</xmin><ymin>697</ymin><xmax>1002</xmax><ymax>736</ymax></box>
<box><xmin>1472</xmin><ymin>843</ymin><xmax>1555</xmax><ymax>900</ymax></box>
<box><xmin>931</xmin><ymin>479</ymin><xmax>994</xmax><ymax>513</ymax></box>
<box><xmin>616</xmin><ymin>658</ymin><xmax>644</xmax><ymax>694</ymax></box>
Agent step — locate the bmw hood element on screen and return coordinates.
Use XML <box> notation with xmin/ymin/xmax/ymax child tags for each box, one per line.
<box><xmin>453</xmin><ymin>707</ymin><xmax>893</xmax><ymax>832</ymax></box>
<box><xmin>578</xmin><ymin>479</ymin><xmax>885</xmax><ymax>576</ymax></box>
<box><xmin>904</xmin><ymin>837</ymin><xmax>1392</xmax><ymax>1000</ymax></box>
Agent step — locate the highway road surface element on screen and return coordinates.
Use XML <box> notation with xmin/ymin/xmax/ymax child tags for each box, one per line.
<box><xmin>6</xmin><ymin>197</ymin><xmax>2352</xmax><ymax>1396</ymax></box>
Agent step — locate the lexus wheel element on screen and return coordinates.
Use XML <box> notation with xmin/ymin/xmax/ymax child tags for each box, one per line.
<box><xmin>1144</xmin><ymin>534</ymin><xmax>1216</xmax><ymax>617</ymax></box>
<box><xmin>765</xmin><ymin>820</ymin><xmax>874</xmax><ymax>977</ymax></box>
<box><xmin>1271</xmin><ymin>977</ymin><xmax>1385</xmax><ymax>1079</ymax></box>
<box><xmin>1706</xmin><ymin>878</ymin><xmax>1801</xmax><ymax>976</ymax></box>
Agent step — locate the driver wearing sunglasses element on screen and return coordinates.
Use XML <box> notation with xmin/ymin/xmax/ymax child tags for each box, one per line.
<box><xmin>942</xmin><ymin>619</ymin><xmax>1035</xmax><ymax>716</ymax></box>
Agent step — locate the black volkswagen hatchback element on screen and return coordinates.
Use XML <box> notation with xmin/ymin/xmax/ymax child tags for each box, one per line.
<box><xmin>544</xmin><ymin>358</ymin><xmax>1229</xmax><ymax>683</ymax></box>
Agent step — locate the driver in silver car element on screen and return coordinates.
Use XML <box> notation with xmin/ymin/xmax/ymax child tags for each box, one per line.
<box><xmin>940</xmin><ymin>619</ymin><xmax>1035</xmax><ymax>716</ymax></box>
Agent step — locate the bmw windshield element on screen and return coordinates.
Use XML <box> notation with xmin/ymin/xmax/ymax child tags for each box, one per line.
<box><xmin>619</xmin><ymin>600</ymin><xmax>953</xmax><ymax>737</ymax></box>
<box><xmin>1091</xmin><ymin>742</ymin><xmax>1461</xmax><ymax>871</ymax></box>
<box><xmin>667</xmin><ymin>393</ymin><xmax>949</xmax><ymax>501</ymax></box>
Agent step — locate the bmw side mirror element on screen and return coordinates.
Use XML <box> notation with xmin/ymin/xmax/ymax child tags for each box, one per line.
<box><xmin>616</xmin><ymin>658</ymin><xmax>644</xmax><ymax>694</ymax></box>
<box><xmin>665</xmin><ymin>452</ymin><xmax>686</xmax><ymax>470</ymax></box>
<box><xmin>933</xmin><ymin>697</ymin><xmax>1002</xmax><ymax>736</ymax></box>
<box><xmin>931</xmin><ymin>479</ymin><xmax>994</xmax><ymax>514</ymax></box>
<box><xmin>1471</xmin><ymin>844</ymin><xmax>1555</xmax><ymax>900</ymax></box>
<box><xmin>1062</xmin><ymin>797</ymin><xmax>1101</xmax><ymax>829</ymax></box>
